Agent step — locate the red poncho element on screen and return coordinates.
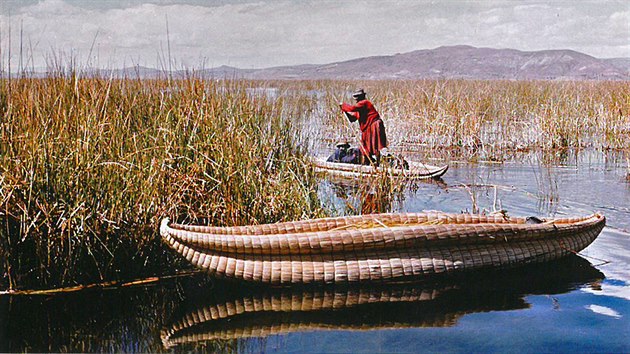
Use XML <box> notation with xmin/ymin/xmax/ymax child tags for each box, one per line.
<box><xmin>341</xmin><ymin>100</ymin><xmax>388</xmax><ymax>158</ymax></box>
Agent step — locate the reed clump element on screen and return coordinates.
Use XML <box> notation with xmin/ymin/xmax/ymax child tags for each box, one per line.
<box><xmin>299</xmin><ymin>79</ymin><xmax>630</xmax><ymax>160</ymax></box>
<box><xmin>0</xmin><ymin>75</ymin><xmax>326</xmax><ymax>290</ymax></box>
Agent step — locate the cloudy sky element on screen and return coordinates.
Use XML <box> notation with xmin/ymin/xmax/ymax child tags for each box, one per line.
<box><xmin>0</xmin><ymin>0</ymin><xmax>628</xmax><ymax>71</ymax></box>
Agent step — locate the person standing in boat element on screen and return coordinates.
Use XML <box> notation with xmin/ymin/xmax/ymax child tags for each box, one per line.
<box><xmin>339</xmin><ymin>88</ymin><xmax>388</xmax><ymax>165</ymax></box>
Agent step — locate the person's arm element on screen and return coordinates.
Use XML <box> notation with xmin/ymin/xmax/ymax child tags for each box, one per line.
<box><xmin>340</xmin><ymin>101</ymin><xmax>365</xmax><ymax>113</ymax></box>
<box><xmin>344</xmin><ymin>111</ymin><xmax>357</xmax><ymax>122</ymax></box>
<box><xmin>340</xmin><ymin>102</ymin><xmax>361</xmax><ymax>122</ymax></box>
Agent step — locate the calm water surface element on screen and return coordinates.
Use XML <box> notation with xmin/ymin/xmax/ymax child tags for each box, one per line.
<box><xmin>1</xmin><ymin>149</ymin><xmax>629</xmax><ymax>353</ymax></box>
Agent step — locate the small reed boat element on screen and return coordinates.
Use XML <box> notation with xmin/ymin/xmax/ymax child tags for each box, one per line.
<box><xmin>310</xmin><ymin>156</ymin><xmax>449</xmax><ymax>180</ymax></box>
<box><xmin>160</xmin><ymin>211</ymin><xmax>604</xmax><ymax>284</ymax></box>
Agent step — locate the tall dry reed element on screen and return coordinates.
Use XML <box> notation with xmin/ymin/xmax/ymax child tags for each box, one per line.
<box><xmin>0</xmin><ymin>74</ymin><xmax>326</xmax><ymax>290</ymax></box>
<box><xmin>294</xmin><ymin>79</ymin><xmax>630</xmax><ymax>159</ymax></box>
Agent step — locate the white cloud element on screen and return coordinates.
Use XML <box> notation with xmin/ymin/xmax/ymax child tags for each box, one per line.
<box><xmin>0</xmin><ymin>0</ymin><xmax>628</xmax><ymax>70</ymax></box>
<box><xmin>610</xmin><ymin>10</ymin><xmax>630</xmax><ymax>22</ymax></box>
<box><xmin>585</xmin><ymin>304</ymin><xmax>622</xmax><ymax>319</ymax></box>
<box><xmin>25</xmin><ymin>0</ymin><xmax>83</xmax><ymax>16</ymax></box>
<box><xmin>582</xmin><ymin>283</ymin><xmax>630</xmax><ymax>301</ymax></box>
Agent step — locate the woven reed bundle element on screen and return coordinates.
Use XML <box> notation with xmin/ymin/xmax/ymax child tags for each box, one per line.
<box><xmin>161</xmin><ymin>286</ymin><xmax>455</xmax><ymax>347</ymax></box>
<box><xmin>311</xmin><ymin>157</ymin><xmax>449</xmax><ymax>179</ymax></box>
<box><xmin>162</xmin><ymin>213</ymin><xmax>600</xmax><ymax>256</ymax></box>
<box><xmin>166</xmin><ymin>211</ymin><xmax>512</xmax><ymax>235</ymax></box>
<box><xmin>161</xmin><ymin>212</ymin><xmax>604</xmax><ymax>284</ymax></box>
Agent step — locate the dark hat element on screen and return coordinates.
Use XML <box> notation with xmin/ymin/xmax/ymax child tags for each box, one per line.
<box><xmin>352</xmin><ymin>88</ymin><xmax>366</xmax><ymax>99</ymax></box>
<box><xmin>336</xmin><ymin>141</ymin><xmax>351</xmax><ymax>149</ymax></box>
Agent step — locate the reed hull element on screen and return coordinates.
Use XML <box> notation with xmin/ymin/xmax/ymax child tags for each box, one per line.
<box><xmin>160</xmin><ymin>212</ymin><xmax>605</xmax><ymax>285</ymax></box>
<box><xmin>311</xmin><ymin>157</ymin><xmax>448</xmax><ymax>180</ymax></box>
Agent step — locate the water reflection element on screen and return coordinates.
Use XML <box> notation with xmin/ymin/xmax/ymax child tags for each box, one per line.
<box><xmin>401</xmin><ymin>149</ymin><xmax>630</xmax><ymax>224</ymax></box>
<box><xmin>321</xmin><ymin>176</ymin><xmax>448</xmax><ymax>215</ymax></box>
<box><xmin>162</xmin><ymin>256</ymin><xmax>603</xmax><ymax>351</ymax></box>
<box><xmin>0</xmin><ymin>283</ymin><xmax>180</xmax><ymax>353</ymax></box>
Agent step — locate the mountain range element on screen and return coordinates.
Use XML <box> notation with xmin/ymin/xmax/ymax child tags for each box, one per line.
<box><xmin>115</xmin><ymin>45</ymin><xmax>629</xmax><ymax>81</ymax></box>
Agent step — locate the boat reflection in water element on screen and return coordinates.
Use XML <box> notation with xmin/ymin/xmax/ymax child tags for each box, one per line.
<box><xmin>162</xmin><ymin>255</ymin><xmax>604</xmax><ymax>350</ymax></box>
<box><xmin>321</xmin><ymin>175</ymin><xmax>448</xmax><ymax>215</ymax></box>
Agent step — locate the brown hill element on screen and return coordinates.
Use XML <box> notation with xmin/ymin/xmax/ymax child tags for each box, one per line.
<box><xmin>203</xmin><ymin>45</ymin><xmax>629</xmax><ymax>80</ymax></box>
<box><xmin>604</xmin><ymin>58</ymin><xmax>630</xmax><ymax>76</ymax></box>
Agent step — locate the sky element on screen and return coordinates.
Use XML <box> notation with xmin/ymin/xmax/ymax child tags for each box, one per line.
<box><xmin>0</xmin><ymin>0</ymin><xmax>628</xmax><ymax>71</ymax></box>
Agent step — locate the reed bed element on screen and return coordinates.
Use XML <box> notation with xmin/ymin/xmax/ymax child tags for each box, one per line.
<box><xmin>0</xmin><ymin>74</ymin><xmax>326</xmax><ymax>290</ymax></box>
<box><xmin>1</xmin><ymin>74</ymin><xmax>627</xmax><ymax>290</ymax></box>
<box><xmin>287</xmin><ymin>79</ymin><xmax>630</xmax><ymax>160</ymax></box>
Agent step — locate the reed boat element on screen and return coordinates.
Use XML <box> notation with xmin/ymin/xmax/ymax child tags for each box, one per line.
<box><xmin>161</xmin><ymin>256</ymin><xmax>602</xmax><ymax>347</ymax></box>
<box><xmin>310</xmin><ymin>156</ymin><xmax>448</xmax><ymax>180</ymax></box>
<box><xmin>160</xmin><ymin>211</ymin><xmax>605</xmax><ymax>285</ymax></box>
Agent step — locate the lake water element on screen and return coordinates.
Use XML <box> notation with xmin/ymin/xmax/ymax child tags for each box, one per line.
<box><xmin>1</xmin><ymin>149</ymin><xmax>629</xmax><ymax>353</ymax></box>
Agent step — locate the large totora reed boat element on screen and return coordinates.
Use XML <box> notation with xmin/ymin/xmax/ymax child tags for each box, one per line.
<box><xmin>310</xmin><ymin>156</ymin><xmax>449</xmax><ymax>180</ymax></box>
<box><xmin>160</xmin><ymin>211</ymin><xmax>605</xmax><ymax>285</ymax></box>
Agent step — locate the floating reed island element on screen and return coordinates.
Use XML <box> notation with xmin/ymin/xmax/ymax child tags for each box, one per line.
<box><xmin>160</xmin><ymin>211</ymin><xmax>605</xmax><ymax>285</ymax></box>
